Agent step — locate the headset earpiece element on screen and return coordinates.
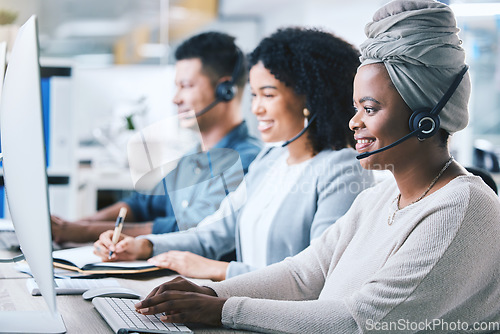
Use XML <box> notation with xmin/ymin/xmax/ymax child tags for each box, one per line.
<box><xmin>214</xmin><ymin>49</ymin><xmax>243</xmax><ymax>103</ymax></box>
<box><xmin>407</xmin><ymin>65</ymin><xmax>469</xmax><ymax>141</ymax></box>
<box><xmin>215</xmin><ymin>81</ymin><xmax>236</xmax><ymax>102</ymax></box>
<box><xmin>193</xmin><ymin>48</ymin><xmax>244</xmax><ymax>117</ymax></box>
<box><xmin>409</xmin><ymin>108</ymin><xmax>440</xmax><ymax>140</ymax></box>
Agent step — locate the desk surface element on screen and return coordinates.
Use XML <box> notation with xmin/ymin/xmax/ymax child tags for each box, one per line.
<box><xmin>0</xmin><ymin>249</ymin><xmax>249</xmax><ymax>334</ymax></box>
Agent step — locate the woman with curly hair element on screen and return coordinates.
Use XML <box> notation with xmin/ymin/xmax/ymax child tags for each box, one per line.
<box><xmin>94</xmin><ymin>27</ymin><xmax>374</xmax><ymax>280</ymax></box>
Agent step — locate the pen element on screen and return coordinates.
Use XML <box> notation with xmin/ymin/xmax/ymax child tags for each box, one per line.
<box><xmin>109</xmin><ymin>207</ymin><xmax>127</xmax><ymax>259</ymax></box>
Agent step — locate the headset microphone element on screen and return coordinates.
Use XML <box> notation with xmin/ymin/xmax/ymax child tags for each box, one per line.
<box><xmin>188</xmin><ymin>49</ymin><xmax>243</xmax><ymax>119</ymax></box>
<box><xmin>192</xmin><ymin>98</ymin><xmax>222</xmax><ymax>118</ymax></box>
<box><xmin>356</xmin><ymin>65</ymin><xmax>469</xmax><ymax>160</ymax></box>
<box><xmin>356</xmin><ymin>127</ymin><xmax>424</xmax><ymax>159</ymax></box>
<box><xmin>282</xmin><ymin>113</ymin><xmax>318</xmax><ymax>147</ymax></box>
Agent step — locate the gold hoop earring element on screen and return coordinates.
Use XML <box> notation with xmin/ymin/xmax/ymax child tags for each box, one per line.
<box><xmin>303</xmin><ymin>108</ymin><xmax>310</xmax><ymax>128</ymax></box>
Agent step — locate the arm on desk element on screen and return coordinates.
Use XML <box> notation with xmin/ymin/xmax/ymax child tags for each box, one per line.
<box><xmin>51</xmin><ymin>202</ymin><xmax>153</xmax><ymax>244</ymax></box>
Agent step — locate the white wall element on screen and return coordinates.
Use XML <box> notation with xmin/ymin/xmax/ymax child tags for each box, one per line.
<box><xmin>302</xmin><ymin>0</ymin><xmax>383</xmax><ymax>47</ymax></box>
<box><xmin>219</xmin><ymin>0</ymin><xmax>387</xmax><ymax>48</ymax></box>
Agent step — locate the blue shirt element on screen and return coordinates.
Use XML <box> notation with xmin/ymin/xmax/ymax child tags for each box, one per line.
<box><xmin>123</xmin><ymin>121</ymin><xmax>262</xmax><ymax>234</ymax></box>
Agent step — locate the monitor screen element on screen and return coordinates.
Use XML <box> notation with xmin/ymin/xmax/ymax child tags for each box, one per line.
<box><xmin>0</xmin><ymin>15</ymin><xmax>65</xmax><ymax>333</ymax></box>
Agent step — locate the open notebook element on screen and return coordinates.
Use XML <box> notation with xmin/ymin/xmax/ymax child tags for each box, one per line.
<box><xmin>53</xmin><ymin>246</ymin><xmax>160</xmax><ymax>274</ymax></box>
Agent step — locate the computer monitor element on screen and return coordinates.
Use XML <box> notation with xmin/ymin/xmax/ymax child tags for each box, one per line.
<box><xmin>0</xmin><ymin>41</ymin><xmax>5</xmax><ymax>90</ymax></box>
<box><xmin>0</xmin><ymin>15</ymin><xmax>66</xmax><ymax>333</ymax></box>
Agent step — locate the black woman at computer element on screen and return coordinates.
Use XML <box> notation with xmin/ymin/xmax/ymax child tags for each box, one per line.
<box><xmin>130</xmin><ymin>1</ymin><xmax>500</xmax><ymax>332</ymax></box>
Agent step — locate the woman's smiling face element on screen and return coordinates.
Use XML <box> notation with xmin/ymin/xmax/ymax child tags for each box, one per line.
<box><xmin>249</xmin><ymin>61</ymin><xmax>305</xmax><ymax>144</ymax></box>
<box><xmin>350</xmin><ymin>63</ymin><xmax>414</xmax><ymax>169</ymax></box>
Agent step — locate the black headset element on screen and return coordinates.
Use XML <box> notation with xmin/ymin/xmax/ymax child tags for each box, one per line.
<box><xmin>215</xmin><ymin>48</ymin><xmax>243</xmax><ymax>102</ymax></box>
<box><xmin>357</xmin><ymin>65</ymin><xmax>469</xmax><ymax>159</ymax></box>
<box><xmin>193</xmin><ymin>48</ymin><xmax>243</xmax><ymax>118</ymax></box>
<box><xmin>409</xmin><ymin>65</ymin><xmax>469</xmax><ymax>140</ymax></box>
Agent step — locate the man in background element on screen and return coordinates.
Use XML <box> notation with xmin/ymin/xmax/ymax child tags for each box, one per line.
<box><xmin>52</xmin><ymin>31</ymin><xmax>262</xmax><ymax>244</ymax></box>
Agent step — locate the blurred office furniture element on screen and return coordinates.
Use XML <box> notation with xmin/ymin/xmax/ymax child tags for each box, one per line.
<box><xmin>71</xmin><ymin>65</ymin><xmax>175</xmax><ymax>159</ymax></box>
<box><xmin>1</xmin><ymin>63</ymin><xmax>176</xmax><ymax>219</ymax></box>
<box><xmin>470</xmin><ymin>140</ymin><xmax>500</xmax><ymax>194</ymax></box>
<box><xmin>452</xmin><ymin>6</ymin><xmax>500</xmax><ymax>187</ymax></box>
<box><xmin>77</xmin><ymin>166</ymin><xmax>134</xmax><ymax>216</ymax></box>
<box><xmin>70</xmin><ymin>64</ymin><xmax>176</xmax><ymax>216</ymax></box>
<box><xmin>473</xmin><ymin>139</ymin><xmax>500</xmax><ymax>173</ymax></box>
<box><xmin>466</xmin><ymin>166</ymin><xmax>498</xmax><ymax>195</ymax></box>
<box><xmin>0</xmin><ymin>63</ymin><xmax>77</xmax><ymax>221</ymax></box>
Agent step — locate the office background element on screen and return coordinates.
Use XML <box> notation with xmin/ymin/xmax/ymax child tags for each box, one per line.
<box><xmin>0</xmin><ymin>0</ymin><xmax>499</xmax><ymax>220</ymax></box>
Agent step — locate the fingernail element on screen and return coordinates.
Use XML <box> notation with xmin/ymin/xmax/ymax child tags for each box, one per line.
<box><xmin>139</xmin><ymin>308</ymin><xmax>148</xmax><ymax>313</ymax></box>
<box><xmin>160</xmin><ymin>315</ymin><xmax>168</xmax><ymax>322</ymax></box>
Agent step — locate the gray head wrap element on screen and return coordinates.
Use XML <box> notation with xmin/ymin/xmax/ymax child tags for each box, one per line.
<box><xmin>359</xmin><ymin>0</ymin><xmax>471</xmax><ymax>134</ymax></box>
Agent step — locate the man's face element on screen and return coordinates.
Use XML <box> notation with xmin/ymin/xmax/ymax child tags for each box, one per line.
<box><xmin>173</xmin><ymin>58</ymin><xmax>217</xmax><ymax>130</ymax></box>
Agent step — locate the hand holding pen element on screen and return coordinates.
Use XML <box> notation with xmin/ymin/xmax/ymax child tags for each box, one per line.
<box><xmin>109</xmin><ymin>207</ymin><xmax>127</xmax><ymax>259</ymax></box>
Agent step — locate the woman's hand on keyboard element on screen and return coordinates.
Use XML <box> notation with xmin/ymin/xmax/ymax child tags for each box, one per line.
<box><xmin>135</xmin><ymin>276</ymin><xmax>225</xmax><ymax>326</ymax></box>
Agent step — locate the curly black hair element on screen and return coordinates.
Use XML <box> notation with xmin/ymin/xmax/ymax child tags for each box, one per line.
<box><xmin>248</xmin><ymin>27</ymin><xmax>360</xmax><ymax>152</ymax></box>
<box><xmin>175</xmin><ymin>31</ymin><xmax>247</xmax><ymax>91</ymax></box>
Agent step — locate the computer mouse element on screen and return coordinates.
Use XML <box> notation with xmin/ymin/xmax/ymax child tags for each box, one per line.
<box><xmin>82</xmin><ymin>286</ymin><xmax>142</xmax><ymax>300</ymax></box>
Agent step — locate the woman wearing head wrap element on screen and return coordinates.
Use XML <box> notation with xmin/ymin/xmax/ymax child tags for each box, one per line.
<box><xmin>132</xmin><ymin>1</ymin><xmax>500</xmax><ymax>332</ymax></box>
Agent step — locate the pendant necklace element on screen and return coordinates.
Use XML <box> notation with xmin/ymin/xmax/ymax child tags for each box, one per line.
<box><xmin>388</xmin><ymin>157</ymin><xmax>454</xmax><ymax>226</ymax></box>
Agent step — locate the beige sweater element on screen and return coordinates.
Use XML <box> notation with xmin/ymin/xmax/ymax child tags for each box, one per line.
<box><xmin>206</xmin><ymin>175</ymin><xmax>500</xmax><ymax>333</ymax></box>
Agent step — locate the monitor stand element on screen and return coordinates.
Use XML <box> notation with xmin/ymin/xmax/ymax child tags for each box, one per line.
<box><xmin>0</xmin><ymin>312</ymin><xmax>66</xmax><ymax>333</ymax></box>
